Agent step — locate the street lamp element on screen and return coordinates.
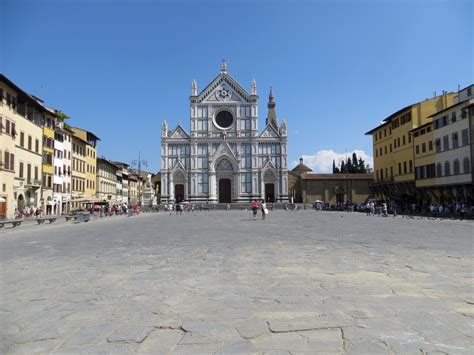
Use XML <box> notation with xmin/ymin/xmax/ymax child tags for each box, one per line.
<box><xmin>131</xmin><ymin>152</ymin><xmax>148</xmax><ymax>206</ymax></box>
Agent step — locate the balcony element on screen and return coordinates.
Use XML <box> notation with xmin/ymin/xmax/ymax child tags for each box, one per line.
<box><xmin>25</xmin><ymin>179</ymin><xmax>41</xmax><ymax>188</ymax></box>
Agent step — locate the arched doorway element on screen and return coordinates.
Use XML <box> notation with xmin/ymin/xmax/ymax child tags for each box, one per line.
<box><xmin>175</xmin><ymin>184</ymin><xmax>184</xmax><ymax>203</ymax></box>
<box><xmin>216</xmin><ymin>158</ymin><xmax>234</xmax><ymax>203</ymax></box>
<box><xmin>263</xmin><ymin>169</ymin><xmax>277</xmax><ymax>202</ymax></box>
<box><xmin>18</xmin><ymin>194</ymin><xmax>25</xmax><ymax>211</ymax></box>
<box><xmin>172</xmin><ymin>170</ymin><xmax>186</xmax><ymax>203</ymax></box>
<box><xmin>335</xmin><ymin>185</ymin><xmax>345</xmax><ymax>206</ymax></box>
<box><xmin>219</xmin><ymin>179</ymin><xmax>231</xmax><ymax>203</ymax></box>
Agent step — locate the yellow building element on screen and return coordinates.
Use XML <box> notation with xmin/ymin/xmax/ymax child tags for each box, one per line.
<box><xmin>366</xmin><ymin>92</ymin><xmax>455</xmax><ymax>204</ymax></box>
<box><xmin>71</xmin><ymin>127</ymin><xmax>99</xmax><ymax>199</ymax></box>
<box><xmin>71</xmin><ymin>132</ymin><xmax>87</xmax><ymax>210</ymax></box>
<box><xmin>42</xmin><ymin>109</ymin><xmax>56</xmax><ymax>214</ymax></box>
<box><xmin>412</xmin><ymin>122</ymin><xmax>437</xmax><ymax>199</ymax></box>
<box><xmin>1</xmin><ymin>74</ymin><xmax>46</xmax><ymax>218</ymax></box>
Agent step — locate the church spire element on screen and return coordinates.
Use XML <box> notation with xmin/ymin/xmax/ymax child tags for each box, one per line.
<box><xmin>266</xmin><ymin>87</ymin><xmax>278</xmax><ymax>128</ymax></box>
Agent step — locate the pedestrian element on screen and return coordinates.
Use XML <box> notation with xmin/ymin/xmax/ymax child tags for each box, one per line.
<box><xmin>169</xmin><ymin>202</ymin><xmax>173</xmax><ymax>215</ymax></box>
<box><xmin>460</xmin><ymin>202</ymin><xmax>466</xmax><ymax>220</ymax></box>
<box><xmin>261</xmin><ymin>199</ymin><xmax>267</xmax><ymax>220</ymax></box>
<box><xmin>251</xmin><ymin>199</ymin><xmax>259</xmax><ymax>220</ymax></box>
<box><xmin>382</xmin><ymin>202</ymin><xmax>388</xmax><ymax>217</ymax></box>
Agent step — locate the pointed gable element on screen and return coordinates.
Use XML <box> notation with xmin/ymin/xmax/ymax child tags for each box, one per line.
<box><xmin>197</xmin><ymin>73</ymin><xmax>251</xmax><ymax>104</ymax></box>
<box><xmin>212</xmin><ymin>141</ymin><xmax>238</xmax><ymax>161</ymax></box>
<box><xmin>260</xmin><ymin>124</ymin><xmax>280</xmax><ymax>138</ymax></box>
<box><xmin>169</xmin><ymin>124</ymin><xmax>189</xmax><ymax>139</ymax></box>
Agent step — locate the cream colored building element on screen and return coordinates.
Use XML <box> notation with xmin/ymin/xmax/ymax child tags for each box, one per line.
<box><xmin>71</xmin><ymin>132</ymin><xmax>87</xmax><ymax>210</ymax></box>
<box><xmin>1</xmin><ymin>74</ymin><xmax>45</xmax><ymax>216</ymax></box>
<box><xmin>96</xmin><ymin>157</ymin><xmax>118</xmax><ymax>203</ymax></box>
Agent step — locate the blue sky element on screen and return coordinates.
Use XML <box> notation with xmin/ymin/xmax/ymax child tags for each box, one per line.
<box><xmin>1</xmin><ymin>0</ymin><xmax>472</xmax><ymax>173</ymax></box>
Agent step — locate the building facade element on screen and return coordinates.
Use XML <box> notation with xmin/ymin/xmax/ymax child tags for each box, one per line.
<box><xmin>366</xmin><ymin>92</ymin><xmax>455</xmax><ymax>203</ymax></box>
<box><xmin>288</xmin><ymin>158</ymin><xmax>373</xmax><ymax>205</ymax></box>
<box><xmin>71</xmin><ymin>127</ymin><xmax>99</xmax><ymax>200</ymax></box>
<box><xmin>52</xmin><ymin>118</ymin><xmax>72</xmax><ymax>215</ymax></box>
<box><xmin>96</xmin><ymin>157</ymin><xmax>118</xmax><ymax>203</ymax></box>
<box><xmin>71</xmin><ymin>132</ymin><xmax>87</xmax><ymax>209</ymax></box>
<box><xmin>160</xmin><ymin>62</ymin><xmax>288</xmax><ymax>204</ymax></box>
<box><xmin>0</xmin><ymin>75</ymin><xmax>46</xmax><ymax>216</ymax></box>
<box><xmin>113</xmin><ymin>162</ymin><xmax>129</xmax><ymax>205</ymax></box>
<box><xmin>42</xmin><ymin>109</ymin><xmax>56</xmax><ymax>213</ymax></box>
<box><xmin>430</xmin><ymin>96</ymin><xmax>473</xmax><ymax>203</ymax></box>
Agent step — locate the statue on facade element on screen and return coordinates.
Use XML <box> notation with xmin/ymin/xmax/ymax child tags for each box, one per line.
<box><xmin>162</xmin><ymin>120</ymin><xmax>168</xmax><ymax>137</ymax></box>
<box><xmin>192</xmin><ymin>79</ymin><xmax>197</xmax><ymax>96</ymax></box>
<box><xmin>251</xmin><ymin>79</ymin><xmax>257</xmax><ymax>95</ymax></box>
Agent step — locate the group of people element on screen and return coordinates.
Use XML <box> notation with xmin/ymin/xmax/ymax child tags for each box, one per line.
<box><xmin>14</xmin><ymin>206</ymin><xmax>43</xmax><ymax>219</ymax></box>
<box><xmin>365</xmin><ymin>201</ymin><xmax>390</xmax><ymax>217</ymax></box>
<box><xmin>251</xmin><ymin>199</ymin><xmax>268</xmax><ymax>220</ymax></box>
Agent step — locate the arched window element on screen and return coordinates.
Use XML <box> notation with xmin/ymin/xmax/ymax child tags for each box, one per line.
<box><xmin>436</xmin><ymin>163</ymin><xmax>442</xmax><ymax>177</ymax></box>
<box><xmin>464</xmin><ymin>157</ymin><xmax>471</xmax><ymax>174</ymax></box>
<box><xmin>453</xmin><ymin>159</ymin><xmax>460</xmax><ymax>175</ymax></box>
<box><xmin>444</xmin><ymin>161</ymin><xmax>450</xmax><ymax>176</ymax></box>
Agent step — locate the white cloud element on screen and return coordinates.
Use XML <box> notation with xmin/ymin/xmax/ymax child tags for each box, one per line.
<box><xmin>292</xmin><ymin>149</ymin><xmax>373</xmax><ymax>173</ymax></box>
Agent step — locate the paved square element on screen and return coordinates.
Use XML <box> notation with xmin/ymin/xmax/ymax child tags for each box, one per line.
<box><xmin>1</xmin><ymin>211</ymin><xmax>473</xmax><ymax>354</ymax></box>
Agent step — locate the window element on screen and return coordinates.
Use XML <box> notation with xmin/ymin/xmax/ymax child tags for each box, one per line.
<box><xmin>435</xmin><ymin>139</ymin><xmax>441</xmax><ymax>153</ymax></box>
<box><xmin>451</xmin><ymin>112</ymin><xmax>456</xmax><ymax>123</ymax></box>
<box><xmin>19</xmin><ymin>162</ymin><xmax>24</xmax><ymax>178</ymax></box>
<box><xmin>443</xmin><ymin>135</ymin><xmax>449</xmax><ymax>151</ymax></box>
<box><xmin>240</xmin><ymin>119</ymin><xmax>251</xmax><ymax>130</ymax></box>
<box><xmin>402</xmin><ymin>135</ymin><xmax>406</xmax><ymax>145</ymax></box>
<box><xmin>27</xmin><ymin>164</ymin><xmax>31</xmax><ymax>183</ymax></box>
<box><xmin>421</xmin><ymin>143</ymin><xmax>426</xmax><ymax>153</ymax></box>
<box><xmin>409</xmin><ymin>160</ymin><xmax>413</xmax><ymax>173</ymax></box>
<box><xmin>241</xmin><ymin>172</ymin><xmax>252</xmax><ymax>193</ymax></box>
<box><xmin>390</xmin><ymin>144</ymin><xmax>392</xmax><ymax>152</ymax></box>
<box><xmin>444</xmin><ymin>161</ymin><xmax>450</xmax><ymax>176</ymax></box>
<box><xmin>28</xmin><ymin>135</ymin><xmax>32</xmax><ymax>150</ymax></box>
<box><xmin>241</xmin><ymin>156</ymin><xmax>251</xmax><ymax>169</ymax></box>
<box><xmin>384</xmin><ymin>146</ymin><xmax>387</xmax><ymax>154</ymax></box>
<box><xmin>408</xmin><ymin>134</ymin><xmax>411</xmax><ymax>143</ymax></box>
<box><xmin>416</xmin><ymin>145</ymin><xmax>420</xmax><ymax>154</ymax></box>
<box><xmin>452</xmin><ymin>132</ymin><xmax>459</xmax><ymax>148</ymax></box>
<box><xmin>429</xmin><ymin>141</ymin><xmax>433</xmax><ymax>151</ymax></box>
<box><xmin>375</xmin><ymin>149</ymin><xmax>378</xmax><ymax>157</ymax></box>
<box><xmin>398</xmin><ymin>162</ymin><xmax>401</xmax><ymax>175</ymax></box>
<box><xmin>197</xmin><ymin>173</ymin><xmax>208</xmax><ymax>193</ymax></box>
<box><xmin>403</xmin><ymin>161</ymin><xmax>407</xmax><ymax>174</ymax></box>
<box><xmin>461</xmin><ymin>129</ymin><xmax>469</xmax><ymax>146</ymax></box>
<box><xmin>453</xmin><ymin>159</ymin><xmax>460</xmax><ymax>175</ymax></box>
<box><xmin>34</xmin><ymin>166</ymin><xmax>38</xmax><ymax>180</ymax></box>
<box><xmin>437</xmin><ymin>163</ymin><xmax>442</xmax><ymax>177</ymax></box>
<box><xmin>397</xmin><ymin>137</ymin><xmax>400</xmax><ymax>147</ymax></box>
<box><xmin>463</xmin><ymin>157</ymin><xmax>471</xmax><ymax>173</ymax></box>
<box><xmin>20</xmin><ymin>132</ymin><xmax>24</xmax><ymax>147</ymax></box>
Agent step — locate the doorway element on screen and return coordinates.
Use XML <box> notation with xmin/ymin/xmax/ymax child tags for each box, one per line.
<box><xmin>219</xmin><ymin>179</ymin><xmax>231</xmax><ymax>203</ymax></box>
<box><xmin>265</xmin><ymin>183</ymin><xmax>275</xmax><ymax>202</ymax></box>
<box><xmin>0</xmin><ymin>199</ymin><xmax>6</xmax><ymax>218</ymax></box>
<box><xmin>175</xmin><ymin>184</ymin><xmax>184</xmax><ymax>203</ymax></box>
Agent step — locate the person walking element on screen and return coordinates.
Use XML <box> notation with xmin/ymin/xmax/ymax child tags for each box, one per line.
<box><xmin>261</xmin><ymin>199</ymin><xmax>267</xmax><ymax>220</ymax></box>
<box><xmin>251</xmin><ymin>199</ymin><xmax>259</xmax><ymax>220</ymax></box>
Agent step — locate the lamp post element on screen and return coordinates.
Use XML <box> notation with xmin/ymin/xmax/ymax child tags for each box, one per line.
<box><xmin>131</xmin><ymin>152</ymin><xmax>148</xmax><ymax>206</ymax></box>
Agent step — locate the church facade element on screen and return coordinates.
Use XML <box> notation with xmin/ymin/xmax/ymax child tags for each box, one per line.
<box><xmin>160</xmin><ymin>62</ymin><xmax>289</xmax><ymax>204</ymax></box>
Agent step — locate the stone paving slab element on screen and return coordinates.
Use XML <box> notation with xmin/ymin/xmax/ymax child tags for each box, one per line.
<box><xmin>0</xmin><ymin>210</ymin><xmax>473</xmax><ymax>354</ymax></box>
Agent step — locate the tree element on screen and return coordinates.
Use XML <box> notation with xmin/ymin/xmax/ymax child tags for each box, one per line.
<box><xmin>358</xmin><ymin>157</ymin><xmax>367</xmax><ymax>173</ymax></box>
<box><xmin>55</xmin><ymin>110</ymin><xmax>69</xmax><ymax>119</ymax></box>
<box><xmin>340</xmin><ymin>160</ymin><xmax>346</xmax><ymax>174</ymax></box>
<box><xmin>352</xmin><ymin>152</ymin><xmax>358</xmax><ymax>172</ymax></box>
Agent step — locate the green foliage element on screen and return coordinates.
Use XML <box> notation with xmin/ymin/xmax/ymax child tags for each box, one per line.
<box><xmin>333</xmin><ymin>152</ymin><xmax>368</xmax><ymax>174</ymax></box>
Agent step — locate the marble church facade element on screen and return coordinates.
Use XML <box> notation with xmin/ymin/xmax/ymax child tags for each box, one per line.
<box><xmin>160</xmin><ymin>62</ymin><xmax>288</xmax><ymax>204</ymax></box>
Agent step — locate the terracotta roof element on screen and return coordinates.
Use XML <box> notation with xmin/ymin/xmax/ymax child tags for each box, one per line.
<box><xmin>291</xmin><ymin>158</ymin><xmax>313</xmax><ymax>174</ymax></box>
